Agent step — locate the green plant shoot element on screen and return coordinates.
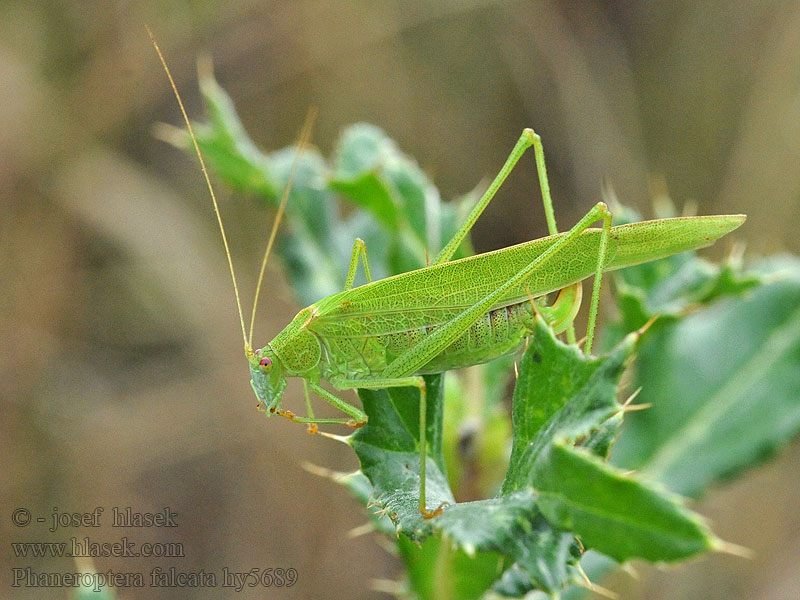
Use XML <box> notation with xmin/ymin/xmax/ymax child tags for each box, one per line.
<box><xmin>150</xmin><ymin>30</ymin><xmax>745</xmax><ymax>518</ymax></box>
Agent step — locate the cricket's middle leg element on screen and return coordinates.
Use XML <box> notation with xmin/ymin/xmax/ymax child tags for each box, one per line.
<box><xmin>344</xmin><ymin>238</ymin><xmax>372</xmax><ymax>291</ymax></box>
<box><xmin>332</xmin><ymin>374</ymin><xmax>442</xmax><ymax>517</ymax></box>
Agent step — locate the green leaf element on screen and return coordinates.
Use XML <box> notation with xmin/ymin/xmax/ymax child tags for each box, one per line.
<box><xmin>613</xmin><ymin>255</ymin><xmax>800</xmax><ymax>497</ymax></box>
<box><xmin>398</xmin><ymin>535</ymin><xmax>506</xmax><ymax>600</ymax></box>
<box><xmin>504</xmin><ymin>319</ymin><xmax>720</xmax><ymax>563</ymax></box>
<box><xmin>433</xmin><ymin>491</ymin><xmax>535</xmax><ymax>550</ymax></box>
<box><xmin>533</xmin><ymin>442</ymin><xmax>720</xmax><ymax>562</ymax></box>
<box><xmin>329</xmin><ymin>171</ymin><xmax>399</xmax><ymax>230</ymax></box>
<box><xmin>193</xmin><ymin>67</ymin><xmax>276</xmax><ymax>199</ymax></box>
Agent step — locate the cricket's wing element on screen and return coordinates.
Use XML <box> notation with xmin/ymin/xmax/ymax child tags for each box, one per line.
<box><xmin>310</xmin><ymin>215</ymin><xmax>745</xmax><ymax>338</ymax></box>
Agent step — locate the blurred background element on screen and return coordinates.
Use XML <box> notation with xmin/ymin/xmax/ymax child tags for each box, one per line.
<box><xmin>3</xmin><ymin>1</ymin><xmax>799</xmax><ymax>598</ymax></box>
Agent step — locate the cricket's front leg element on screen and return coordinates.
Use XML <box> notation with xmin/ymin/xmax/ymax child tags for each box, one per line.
<box><xmin>307</xmin><ymin>380</ymin><xmax>368</xmax><ymax>427</ymax></box>
<box><xmin>273</xmin><ymin>379</ymin><xmax>368</xmax><ymax>432</ymax></box>
<box><xmin>332</xmin><ymin>375</ymin><xmax>445</xmax><ymax>518</ymax></box>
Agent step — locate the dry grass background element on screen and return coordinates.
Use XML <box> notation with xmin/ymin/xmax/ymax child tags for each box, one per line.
<box><xmin>2</xmin><ymin>1</ymin><xmax>799</xmax><ymax>599</ymax></box>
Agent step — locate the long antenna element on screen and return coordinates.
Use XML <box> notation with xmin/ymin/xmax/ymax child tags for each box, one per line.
<box><xmin>248</xmin><ymin>108</ymin><xmax>318</xmax><ymax>348</ymax></box>
<box><xmin>147</xmin><ymin>26</ymin><xmax>249</xmax><ymax>351</ymax></box>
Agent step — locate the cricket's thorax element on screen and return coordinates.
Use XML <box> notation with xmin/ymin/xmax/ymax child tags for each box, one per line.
<box><xmin>314</xmin><ymin>298</ymin><xmax>536</xmax><ymax>381</ymax></box>
<box><xmin>268</xmin><ymin>307</ymin><xmax>323</xmax><ymax>376</ymax></box>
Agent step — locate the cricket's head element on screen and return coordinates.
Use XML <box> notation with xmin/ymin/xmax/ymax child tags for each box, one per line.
<box><xmin>248</xmin><ymin>346</ymin><xmax>288</xmax><ymax>414</ymax></box>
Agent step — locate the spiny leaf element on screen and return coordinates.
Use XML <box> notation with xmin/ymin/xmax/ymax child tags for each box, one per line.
<box><xmin>502</xmin><ymin>319</ymin><xmax>634</xmax><ymax>495</ymax></box>
<box><xmin>506</xmin><ymin>320</ymin><xmax>721</xmax><ymax>563</ymax></box>
<box><xmin>320</xmin><ymin>469</ymin><xmax>396</xmax><ymax>535</ymax></box>
<box><xmin>435</xmin><ymin>491</ymin><xmax>537</xmax><ymax>556</ymax></box>
<box><xmin>349</xmin><ymin>356</ymin><xmax>579</xmax><ymax>593</ymax></box>
<box><xmin>396</xmin><ymin>493</ymin><xmax>565</xmax><ymax>600</ymax></box>
<box><xmin>485</xmin><ymin>512</ymin><xmax>581</xmax><ymax>595</ymax></box>
<box><xmin>533</xmin><ymin>441</ymin><xmax>720</xmax><ymax>562</ymax></box>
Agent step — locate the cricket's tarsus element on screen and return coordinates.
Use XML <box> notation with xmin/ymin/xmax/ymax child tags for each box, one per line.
<box><xmin>151</xmin><ymin>27</ymin><xmax>745</xmax><ymax>518</ymax></box>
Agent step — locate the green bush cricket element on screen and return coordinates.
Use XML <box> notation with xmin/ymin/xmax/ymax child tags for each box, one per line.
<box><xmin>150</xmin><ymin>30</ymin><xmax>745</xmax><ymax>518</ymax></box>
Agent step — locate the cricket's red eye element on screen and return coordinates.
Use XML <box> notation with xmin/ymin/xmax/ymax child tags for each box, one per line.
<box><xmin>259</xmin><ymin>357</ymin><xmax>272</xmax><ymax>368</ymax></box>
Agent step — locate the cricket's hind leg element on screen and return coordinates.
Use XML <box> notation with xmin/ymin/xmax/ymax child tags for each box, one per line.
<box><xmin>527</xmin><ymin>130</ymin><xmax>614</xmax><ymax>352</ymax></box>
<box><xmin>531</xmin><ymin>282</ymin><xmax>583</xmax><ymax>335</ymax></box>
<box><xmin>530</xmin><ymin>206</ymin><xmax>612</xmax><ymax>355</ymax></box>
<box><xmin>427</xmin><ymin>128</ymin><xmax>596</xmax><ymax>347</ymax></box>
<box><xmin>583</xmin><ymin>208</ymin><xmax>612</xmax><ymax>354</ymax></box>
<box><xmin>527</xmin><ymin>129</ymin><xmax>614</xmax><ymax>351</ymax></box>
<box><xmin>432</xmin><ymin>128</ymin><xmax>559</xmax><ymax>267</ymax></box>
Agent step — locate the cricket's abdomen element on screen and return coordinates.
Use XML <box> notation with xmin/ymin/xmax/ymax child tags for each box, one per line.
<box><xmin>317</xmin><ymin>299</ymin><xmax>535</xmax><ymax>381</ymax></box>
<box><xmin>413</xmin><ymin>299</ymin><xmax>536</xmax><ymax>374</ymax></box>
